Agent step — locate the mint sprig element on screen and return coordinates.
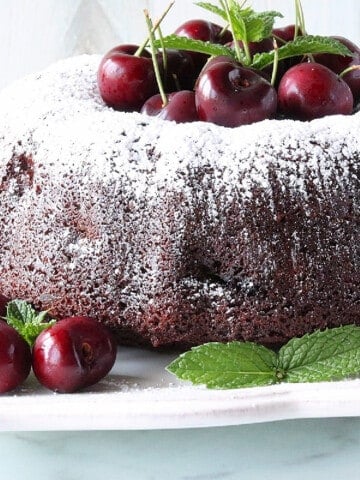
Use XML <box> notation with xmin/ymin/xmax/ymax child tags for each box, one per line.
<box><xmin>252</xmin><ymin>35</ymin><xmax>353</xmax><ymax>70</ymax></box>
<box><xmin>5</xmin><ymin>300</ymin><xmax>56</xmax><ymax>347</ymax></box>
<box><xmin>154</xmin><ymin>34</ymin><xmax>352</xmax><ymax>74</ymax></box>
<box><xmin>196</xmin><ymin>2</ymin><xmax>282</xmax><ymax>43</ymax></box>
<box><xmin>153</xmin><ymin>35</ymin><xmax>236</xmax><ymax>59</ymax></box>
<box><xmin>166</xmin><ymin>325</ymin><xmax>360</xmax><ymax>389</ymax></box>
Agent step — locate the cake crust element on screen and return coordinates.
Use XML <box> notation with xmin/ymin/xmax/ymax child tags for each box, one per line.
<box><xmin>0</xmin><ymin>55</ymin><xmax>359</xmax><ymax>348</ymax></box>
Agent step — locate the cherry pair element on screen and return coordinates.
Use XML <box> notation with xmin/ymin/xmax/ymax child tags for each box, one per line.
<box><xmin>0</xmin><ymin>296</ymin><xmax>116</xmax><ymax>394</ymax></box>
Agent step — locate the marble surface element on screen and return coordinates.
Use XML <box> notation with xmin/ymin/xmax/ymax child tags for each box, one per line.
<box><xmin>1</xmin><ymin>418</ymin><xmax>360</xmax><ymax>479</ymax></box>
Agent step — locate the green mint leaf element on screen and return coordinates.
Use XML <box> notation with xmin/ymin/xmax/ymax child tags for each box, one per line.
<box><xmin>195</xmin><ymin>2</ymin><xmax>227</xmax><ymax>22</ymax></box>
<box><xmin>252</xmin><ymin>35</ymin><xmax>353</xmax><ymax>70</ymax></box>
<box><xmin>166</xmin><ymin>341</ymin><xmax>279</xmax><ymax>389</ymax></box>
<box><xmin>278</xmin><ymin>325</ymin><xmax>360</xmax><ymax>383</ymax></box>
<box><xmin>221</xmin><ymin>1</ymin><xmax>282</xmax><ymax>43</ymax></box>
<box><xmin>5</xmin><ymin>300</ymin><xmax>56</xmax><ymax>347</ymax></box>
<box><xmin>240</xmin><ymin>10</ymin><xmax>283</xmax><ymax>43</ymax></box>
<box><xmin>227</xmin><ymin>1</ymin><xmax>248</xmax><ymax>42</ymax></box>
<box><xmin>153</xmin><ymin>35</ymin><xmax>235</xmax><ymax>59</ymax></box>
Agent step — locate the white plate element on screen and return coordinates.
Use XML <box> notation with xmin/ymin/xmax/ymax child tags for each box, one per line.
<box><xmin>1</xmin><ymin>346</ymin><xmax>360</xmax><ymax>431</ymax></box>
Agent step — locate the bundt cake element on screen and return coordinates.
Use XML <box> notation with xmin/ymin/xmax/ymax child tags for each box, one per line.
<box><xmin>0</xmin><ymin>55</ymin><xmax>358</xmax><ymax>348</ymax></box>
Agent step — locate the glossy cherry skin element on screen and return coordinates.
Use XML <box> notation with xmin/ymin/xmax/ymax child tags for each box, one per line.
<box><xmin>32</xmin><ymin>316</ymin><xmax>117</xmax><ymax>393</ymax></box>
<box><xmin>272</xmin><ymin>24</ymin><xmax>301</xmax><ymax>43</ymax></box>
<box><xmin>158</xmin><ymin>49</ymin><xmax>196</xmax><ymax>91</ymax></box>
<box><xmin>141</xmin><ymin>91</ymin><xmax>199</xmax><ymax>123</ymax></box>
<box><xmin>278</xmin><ymin>62</ymin><xmax>353</xmax><ymax>120</ymax></box>
<box><xmin>175</xmin><ymin>19</ymin><xmax>231</xmax><ymax>45</ymax></box>
<box><xmin>102</xmin><ymin>44</ymin><xmax>151</xmax><ymax>59</ymax></box>
<box><xmin>315</xmin><ymin>36</ymin><xmax>360</xmax><ymax>103</ymax></box>
<box><xmin>98</xmin><ymin>52</ymin><xmax>157</xmax><ymax>111</ymax></box>
<box><xmin>0</xmin><ymin>320</ymin><xmax>31</xmax><ymax>393</ymax></box>
<box><xmin>174</xmin><ymin>19</ymin><xmax>232</xmax><ymax>73</ymax></box>
<box><xmin>201</xmin><ymin>55</ymin><xmax>271</xmax><ymax>82</ymax></box>
<box><xmin>195</xmin><ymin>60</ymin><xmax>277</xmax><ymax>127</ymax></box>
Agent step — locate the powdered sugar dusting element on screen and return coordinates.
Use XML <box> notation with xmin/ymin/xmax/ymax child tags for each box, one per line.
<box><xmin>0</xmin><ymin>55</ymin><xmax>358</xmax><ymax>348</ymax></box>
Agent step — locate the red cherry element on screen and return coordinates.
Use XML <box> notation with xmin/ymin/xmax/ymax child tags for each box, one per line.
<box><xmin>315</xmin><ymin>36</ymin><xmax>360</xmax><ymax>103</ymax></box>
<box><xmin>315</xmin><ymin>36</ymin><xmax>360</xmax><ymax>74</ymax></box>
<box><xmin>272</xmin><ymin>25</ymin><xmax>302</xmax><ymax>43</ymax></box>
<box><xmin>0</xmin><ymin>320</ymin><xmax>31</xmax><ymax>393</ymax></box>
<box><xmin>195</xmin><ymin>60</ymin><xmax>277</xmax><ymax>127</ymax></box>
<box><xmin>141</xmin><ymin>91</ymin><xmax>199</xmax><ymax>123</ymax></box>
<box><xmin>174</xmin><ymin>19</ymin><xmax>231</xmax><ymax>73</ymax></box>
<box><xmin>175</xmin><ymin>19</ymin><xmax>231</xmax><ymax>45</ymax></box>
<box><xmin>32</xmin><ymin>316</ymin><xmax>117</xmax><ymax>393</ymax></box>
<box><xmin>278</xmin><ymin>62</ymin><xmax>353</xmax><ymax>120</ymax></box>
<box><xmin>97</xmin><ymin>50</ymin><xmax>157</xmax><ymax>111</ymax></box>
<box><xmin>158</xmin><ymin>49</ymin><xmax>196</xmax><ymax>91</ymax></box>
<box><xmin>102</xmin><ymin>44</ymin><xmax>151</xmax><ymax>59</ymax></box>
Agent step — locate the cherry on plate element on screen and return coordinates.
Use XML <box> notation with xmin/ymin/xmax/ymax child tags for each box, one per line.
<box><xmin>32</xmin><ymin>316</ymin><xmax>117</xmax><ymax>393</ymax></box>
<box><xmin>0</xmin><ymin>320</ymin><xmax>31</xmax><ymax>393</ymax></box>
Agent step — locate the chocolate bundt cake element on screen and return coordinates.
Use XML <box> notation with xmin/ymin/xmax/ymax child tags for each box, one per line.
<box><xmin>0</xmin><ymin>55</ymin><xmax>358</xmax><ymax>348</ymax></box>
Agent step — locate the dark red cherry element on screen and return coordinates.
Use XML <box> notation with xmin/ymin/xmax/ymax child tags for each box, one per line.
<box><xmin>315</xmin><ymin>36</ymin><xmax>360</xmax><ymax>74</ymax></box>
<box><xmin>278</xmin><ymin>62</ymin><xmax>353</xmax><ymax>120</ymax></box>
<box><xmin>158</xmin><ymin>49</ymin><xmax>196</xmax><ymax>91</ymax></box>
<box><xmin>32</xmin><ymin>316</ymin><xmax>117</xmax><ymax>393</ymax></box>
<box><xmin>314</xmin><ymin>36</ymin><xmax>360</xmax><ymax>103</ymax></box>
<box><xmin>174</xmin><ymin>20</ymin><xmax>231</xmax><ymax>73</ymax></box>
<box><xmin>175</xmin><ymin>19</ymin><xmax>231</xmax><ymax>45</ymax></box>
<box><xmin>141</xmin><ymin>91</ymin><xmax>198</xmax><ymax>123</ymax></box>
<box><xmin>0</xmin><ymin>320</ymin><xmax>31</xmax><ymax>393</ymax></box>
<box><xmin>102</xmin><ymin>44</ymin><xmax>151</xmax><ymax>59</ymax></box>
<box><xmin>272</xmin><ymin>25</ymin><xmax>302</xmax><ymax>43</ymax></box>
<box><xmin>98</xmin><ymin>51</ymin><xmax>157</xmax><ymax>111</ymax></box>
<box><xmin>200</xmin><ymin>55</ymin><xmax>271</xmax><ymax>82</ymax></box>
<box><xmin>202</xmin><ymin>55</ymin><xmax>237</xmax><ymax>72</ymax></box>
<box><xmin>195</xmin><ymin>60</ymin><xmax>277</xmax><ymax>127</ymax></box>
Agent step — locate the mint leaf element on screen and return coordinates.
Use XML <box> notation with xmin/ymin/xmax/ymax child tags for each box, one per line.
<box><xmin>195</xmin><ymin>2</ymin><xmax>227</xmax><ymax>21</ymax></box>
<box><xmin>278</xmin><ymin>326</ymin><xmax>360</xmax><ymax>383</ymax></box>
<box><xmin>166</xmin><ymin>341</ymin><xmax>279</xmax><ymax>389</ymax></box>
<box><xmin>167</xmin><ymin>326</ymin><xmax>360</xmax><ymax>389</ymax></box>
<box><xmin>234</xmin><ymin>9</ymin><xmax>283</xmax><ymax>43</ymax></box>
<box><xmin>154</xmin><ymin>35</ymin><xmax>235</xmax><ymax>59</ymax></box>
<box><xmin>5</xmin><ymin>300</ymin><xmax>56</xmax><ymax>347</ymax></box>
<box><xmin>252</xmin><ymin>35</ymin><xmax>353</xmax><ymax>70</ymax></box>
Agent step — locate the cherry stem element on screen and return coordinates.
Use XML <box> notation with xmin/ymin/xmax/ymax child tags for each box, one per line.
<box><xmin>272</xmin><ymin>33</ymin><xmax>287</xmax><ymax>45</ymax></box>
<box><xmin>295</xmin><ymin>0</ymin><xmax>306</xmax><ymax>36</ymax></box>
<box><xmin>158</xmin><ymin>25</ymin><xmax>167</xmax><ymax>76</ymax></box>
<box><xmin>339</xmin><ymin>64</ymin><xmax>360</xmax><ymax>78</ymax></box>
<box><xmin>135</xmin><ymin>1</ymin><xmax>174</xmax><ymax>57</ymax></box>
<box><xmin>270</xmin><ymin>38</ymin><xmax>279</xmax><ymax>87</ymax></box>
<box><xmin>144</xmin><ymin>10</ymin><xmax>168</xmax><ymax>107</ymax></box>
<box><xmin>222</xmin><ymin>0</ymin><xmax>248</xmax><ymax>64</ymax></box>
<box><xmin>219</xmin><ymin>23</ymin><xmax>230</xmax><ymax>39</ymax></box>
